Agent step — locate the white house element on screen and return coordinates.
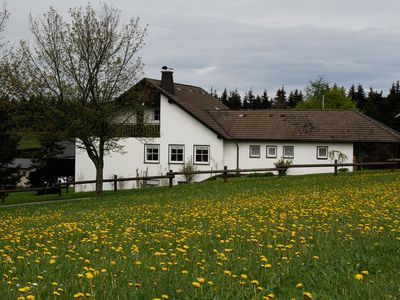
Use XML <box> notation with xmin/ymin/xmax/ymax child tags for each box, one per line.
<box><xmin>75</xmin><ymin>68</ymin><xmax>400</xmax><ymax>190</ymax></box>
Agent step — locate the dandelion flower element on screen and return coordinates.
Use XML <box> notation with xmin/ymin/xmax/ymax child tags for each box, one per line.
<box><xmin>303</xmin><ymin>291</ymin><xmax>313</xmax><ymax>298</ymax></box>
<box><xmin>354</xmin><ymin>274</ymin><xmax>364</xmax><ymax>280</ymax></box>
<box><xmin>192</xmin><ymin>282</ymin><xmax>201</xmax><ymax>288</ymax></box>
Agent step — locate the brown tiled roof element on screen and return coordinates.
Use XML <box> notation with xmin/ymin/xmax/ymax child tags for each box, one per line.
<box><xmin>143</xmin><ymin>78</ymin><xmax>400</xmax><ymax>143</ymax></box>
<box><xmin>145</xmin><ymin>78</ymin><xmax>230</xmax><ymax>138</ymax></box>
<box><xmin>208</xmin><ymin>109</ymin><xmax>400</xmax><ymax>143</ymax></box>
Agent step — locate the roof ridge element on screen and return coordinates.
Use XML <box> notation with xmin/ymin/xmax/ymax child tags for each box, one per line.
<box><xmin>145</xmin><ymin>77</ymin><xmax>207</xmax><ymax>91</ymax></box>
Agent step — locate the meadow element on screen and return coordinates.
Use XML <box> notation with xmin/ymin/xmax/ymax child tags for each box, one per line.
<box><xmin>0</xmin><ymin>171</ymin><xmax>399</xmax><ymax>299</ymax></box>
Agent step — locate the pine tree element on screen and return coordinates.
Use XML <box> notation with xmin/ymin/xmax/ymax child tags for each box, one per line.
<box><xmin>385</xmin><ymin>81</ymin><xmax>400</xmax><ymax>131</ymax></box>
<box><xmin>220</xmin><ymin>88</ymin><xmax>228</xmax><ymax>107</ymax></box>
<box><xmin>288</xmin><ymin>89</ymin><xmax>303</xmax><ymax>108</ymax></box>
<box><xmin>242</xmin><ymin>92</ymin><xmax>251</xmax><ymax>109</ymax></box>
<box><xmin>275</xmin><ymin>87</ymin><xmax>287</xmax><ymax>109</ymax></box>
<box><xmin>228</xmin><ymin>89</ymin><xmax>242</xmax><ymax>109</ymax></box>
<box><xmin>252</xmin><ymin>95</ymin><xmax>263</xmax><ymax>109</ymax></box>
<box><xmin>260</xmin><ymin>90</ymin><xmax>271</xmax><ymax>109</ymax></box>
<box><xmin>364</xmin><ymin>88</ymin><xmax>384</xmax><ymax>122</ymax></box>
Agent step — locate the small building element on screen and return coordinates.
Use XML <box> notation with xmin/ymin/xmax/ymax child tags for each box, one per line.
<box><xmin>75</xmin><ymin>68</ymin><xmax>400</xmax><ymax>190</ymax></box>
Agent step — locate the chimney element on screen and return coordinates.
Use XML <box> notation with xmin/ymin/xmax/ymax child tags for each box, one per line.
<box><xmin>161</xmin><ymin>66</ymin><xmax>175</xmax><ymax>95</ymax></box>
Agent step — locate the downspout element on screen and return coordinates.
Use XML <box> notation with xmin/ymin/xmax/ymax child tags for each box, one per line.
<box><xmin>235</xmin><ymin>141</ymin><xmax>240</xmax><ymax>175</ymax></box>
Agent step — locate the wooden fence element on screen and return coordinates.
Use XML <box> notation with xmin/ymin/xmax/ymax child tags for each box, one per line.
<box><xmin>1</xmin><ymin>160</ymin><xmax>399</xmax><ymax>203</ymax></box>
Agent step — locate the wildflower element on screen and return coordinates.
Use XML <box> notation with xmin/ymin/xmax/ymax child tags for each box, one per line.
<box><xmin>161</xmin><ymin>295</ymin><xmax>169</xmax><ymax>299</ymax></box>
<box><xmin>296</xmin><ymin>283</ymin><xmax>304</xmax><ymax>289</ymax></box>
<box><xmin>101</xmin><ymin>269</ymin><xmax>107</xmax><ymax>273</ymax></box>
<box><xmin>27</xmin><ymin>296</ymin><xmax>35</xmax><ymax>300</ymax></box>
<box><xmin>19</xmin><ymin>286</ymin><xmax>30</xmax><ymax>293</ymax></box>
<box><xmin>312</xmin><ymin>256</ymin><xmax>319</xmax><ymax>260</ymax></box>
<box><xmin>257</xmin><ymin>286</ymin><xmax>264</xmax><ymax>291</ymax></box>
<box><xmin>303</xmin><ymin>291</ymin><xmax>313</xmax><ymax>299</ymax></box>
<box><xmin>361</xmin><ymin>270</ymin><xmax>369</xmax><ymax>275</ymax></box>
<box><xmin>49</xmin><ymin>259</ymin><xmax>56</xmax><ymax>264</ymax></box>
<box><xmin>268</xmin><ymin>294</ymin><xmax>275</xmax><ymax>299</ymax></box>
<box><xmin>73</xmin><ymin>293</ymin><xmax>85</xmax><ymax>298</ymax></box>
<box><xmin>223</xmin><ymin>270</ymin><xmax>231</xmax><ymax>276</ymax></box>
<box><xmin>181</xmin><ymin>270</ymin><xmax>188</xmax><ymax>274</ymax></box>
<box><xmin>264</xmin><ymin>263</ymin><xmax>272</xmax><ymax>268</ymax></box>
<box><xmin>85</xmin><ymin>272</ymin><xmax>94</xmax><ymax>279</ymax></box>
<box><xmin>197</xmin><ymin>277</ymin><xmax>205</xmax><ymax>283</ymax></box>
<box><xmin>192</xmin><ymin>282</ymin><xmax>201</xmax><ymax>288</ymax></box>
<box><xmin>251</xmin><ymin>280</ymin><xmax>259</xmax><ymax>285</ymax></box>
<box><xmin>354</xmin><ymin>274</ymin><xmax>364</xmax><ymax>280</ymax></box>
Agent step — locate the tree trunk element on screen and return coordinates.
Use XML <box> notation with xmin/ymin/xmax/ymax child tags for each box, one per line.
<box><xmin>95</xmin><ymin>161</ymin><xmax>104</xmax><ymax>197</ymax></box>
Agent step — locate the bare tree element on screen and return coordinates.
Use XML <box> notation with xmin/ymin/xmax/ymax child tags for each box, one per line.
<box><xmin>15</xmin><ymin>3</ymin><xmax>146</xmax><ymax>196</ymax></box>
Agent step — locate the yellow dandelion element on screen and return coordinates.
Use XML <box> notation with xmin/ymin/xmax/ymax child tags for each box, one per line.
<box><xmin>250</xmin><ymin>280</ymin><xmax>259</xmax><ymax>285</ymax></box>
<box><xmin>240</xmin><ymin>274</ymin><xmax>248</xmax><ymax>279</ymax></box>
<box><xmin>192</xmin><ymin>282</ymin><xmax>201</xmax><ymax>288</ymax></box>
<box><xmin>354</xmin><ymin>274</ymin><xmax>364</xmax><ymax>280</ymax></box>
<box><xmin>73</xmin><ymin>292</ymin><xmax>85</xmax><ymax>298</ymax></box>
<box><xmin>361</xmin><ymin>270</ymin><xmax>369</xmax><ymax>275</ymax></box>
<box><xmin>85</xmin><ymin>272</ymin><xmax>94</xmax><ymax>279</ymax></box>
<box><xmin>303</xmin><ymin>291</ymin><xmax>313</xmax><ymax>299</ymax></box>
<box><xmin>26</xmin><ymin>296</ymin><xmax>35</xmax><ymax>300</ymax></box>
<box><xmin>296</xmin><ymin>283</ymin><xmax>304</xmax><ymax>289</ymax></box>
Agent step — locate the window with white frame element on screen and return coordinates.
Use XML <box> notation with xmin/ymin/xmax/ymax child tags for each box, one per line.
<box><xmin>144</xmin><ymin>144</ymin><xmax>160</xmax><ymax>163</ymax></box>
<box><xmin>249</xmin><ymin>145</ymin><xmax>261</xmax><ymax>158</ymax></box>
<box><xmin>283</xmin><ymin>146</ymin><xmax>294</xmax><ymax>158</ymax></box>
<box><xmin>169</xmin><ymin>145</ymin><xmax>184</xmax><ymax>164</ymax></box>
<box><xmin>266</xmin><ymin>145</ymin><xmax>277</xmax><ymax>158</ymax></box>
<box><xmin>317</xmin><ymin>146</ymin><xmax>328</xmax><ymax>160</ymax></box>
<box><xmin>194</xmin><ymin>145</ymin><xmax>210</xmax><ymax>164</ymax></box>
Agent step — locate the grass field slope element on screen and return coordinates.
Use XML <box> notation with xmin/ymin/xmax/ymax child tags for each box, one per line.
<box><xmin>0</xmin><ymin>171</ymin><xmax>399</xmax><ymax>299</ymax></box>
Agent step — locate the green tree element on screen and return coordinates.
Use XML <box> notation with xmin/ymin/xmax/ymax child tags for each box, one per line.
<box><xmin>288</xmin><ymin>89</ymin><xmax>303</xmax><ymax>108</ymax></box>
<box><xmin>274</xmin><ymin>87</ymin><xmax>287</xmax><ymax>109</ymax></box>
<box><xmin>220</xmin><ymin>88</ymin><xmax>228</xmax><ymax>107</ymax></box>
<box><xmin>13</xmin><ymin>4</ymin><xmax>146</xmax><ymax>196</ymax></box>
<box><xmin>260</xmin><ymin>90</ymin><xmax>271</xmax><ymax>109</ymax></box>
<box><xmin>348</xmin><ymin>84</ymin><xmax>367</xmax><ymax>110</ymax></box>
<box><xmin>363</xmin><ymin>88</ymin><xmax>384</xmax><ymax>122</ymax></box>
<box><xmin>297</xmin><ymin>78</ymin><xmax>356</xmax><ymax>109</ymax></box>
<box><xmin>228</xmin><ymin>89</ymin><xmax>242</xmax><ymax>109</ymax></box>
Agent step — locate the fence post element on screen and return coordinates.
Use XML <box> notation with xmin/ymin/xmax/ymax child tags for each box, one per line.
<box><xmin>114</xmin><ymin>175</ymin><xmax>118</xmax><ymax>192</ymax></box>
<box><xmin>66</xmin><ymin>183</ymin><xmax>69</xmax><ymax>194</ymax></box>
<box><xmin>334</xmin><ymin>159</ymin><xmax>338</xmax><ymax>175</ymax></box>
<box><xmin>57</xmin><ymin>184</ymin><xmax>62</xmax><ymax>196</ymax></box>
<box><xmin>168</xmin><ymin>170</ymin><xmax>174</xmax><ymax>188</ymax></box>
<box><xmin>223</xmin><ymin>166</ymin><xmax>228</xmax><ymax>183</ymax></box>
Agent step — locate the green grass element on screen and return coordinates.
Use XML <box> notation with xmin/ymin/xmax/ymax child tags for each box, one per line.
<box><xmin>0</xmin><ymin>170</ymin><xmax>399</xmax><ymax>299</ymax></box>
<box><xmin>16</xmin><ymin>130</ymin><xmax>42</xmax><ymax>150</ymax></box>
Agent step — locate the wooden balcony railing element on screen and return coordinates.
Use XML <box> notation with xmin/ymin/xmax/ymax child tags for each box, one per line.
<box><xmin>120</xmin><ymin>124</ymin><xmax>160</xmax><ymax>138</ymax></box>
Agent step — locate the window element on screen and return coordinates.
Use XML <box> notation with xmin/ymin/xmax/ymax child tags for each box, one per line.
<box><xmin>249</xmin><ymin>145</ymin><xmax>261</xmax><ymax>158</ymax></box>
<box><xmin>194</xmin><ymin>145</ymin><xmax>210</xmax><ymax>164</ymax></box>
<box><xmin>266</xmin><ymin>145</ymin><xmax>277</xmax><ymax>158</ymax></box>
<box><xmin>317</xmin><ymin>146</ymin><xmax>328</xmax><ymax>160</ymax></box>
<box><xmin>144</xmin><ymin>144</ymin><xmax>160</xmax><ymax>163</ymax></box>
<box><xmin>169</xmin><ymin>145</ymin><xmax>184</xmax><ymax>164</ymax></box>
<box><xmin>154</xmin><ymin>109</ymin><xmax>160</xmax><ymax>121</ymax></box>
<box><xmin>283</xmin><ymin>146</ymin><xmax>294</xmax><ymax>158</ymax></box>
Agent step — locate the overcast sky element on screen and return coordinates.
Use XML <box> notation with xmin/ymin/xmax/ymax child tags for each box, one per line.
<box><xmin>4</xmin><ymin>0</ymin><xmax>400</xmax><ymax>96</ymax></box>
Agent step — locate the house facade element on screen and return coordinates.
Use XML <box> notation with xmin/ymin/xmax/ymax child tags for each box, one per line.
<box><xmin>75</xmin><ymin>68</ymin><xmax>400</xmax><ymax>190</ymax></box>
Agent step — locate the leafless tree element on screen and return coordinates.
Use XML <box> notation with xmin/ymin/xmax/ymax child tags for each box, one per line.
<box><xmin>15</xmin><ymin>3</ymin><xmax>146</xmax><ymax>196</ymax></box>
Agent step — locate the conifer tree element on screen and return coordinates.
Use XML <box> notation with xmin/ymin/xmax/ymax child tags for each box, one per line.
<box><xmin>275</xmin><ymin>87</ymin><xmax>287</xmax><ymax>109</ymax></box>
<box><xmin>228</xmin><ymin>89</ymin><xmax>242</xmax><ymax>109</ymax></box>
<box><xmin>220</xmin><ymin>88</ymin><xmax>229</xmax><ymax>107</ymax></box>
<box><xmin>260</xmin><ymin>90</ymin><xmax>271</xmax><ymax>109</ymax></box>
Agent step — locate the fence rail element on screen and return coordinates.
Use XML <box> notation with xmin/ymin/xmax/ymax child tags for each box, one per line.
<box><xmin>1</xmin><ymin>160</ymin><xmax>399</xmax><ymax>202</ymax></box>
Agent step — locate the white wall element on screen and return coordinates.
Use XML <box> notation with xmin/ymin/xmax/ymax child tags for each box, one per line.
<box><xmin>75</xmin><ymin>94</ymin><xmax>224</xmax><ymax>191</ymax></box>
<box><xmin>223</xmin><ymin>141</ymin><xmax>353</xmax><ymax>175</ymax></box>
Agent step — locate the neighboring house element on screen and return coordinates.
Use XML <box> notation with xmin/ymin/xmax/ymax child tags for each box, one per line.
<box><xmin>75</xmin><ymin>68</ymin><xmax>400</xmax><ymax>190</ymax></box>
<box><xmin>7</xmin><ymin>158</ymin><xmax>33</xmax><ymax>188</ymax></box>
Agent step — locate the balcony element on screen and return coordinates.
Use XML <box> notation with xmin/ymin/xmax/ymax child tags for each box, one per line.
<box><xmin>121</xmin><ymin>124</ymin><xmax>160</xmax><ymax>138</ymax></box>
